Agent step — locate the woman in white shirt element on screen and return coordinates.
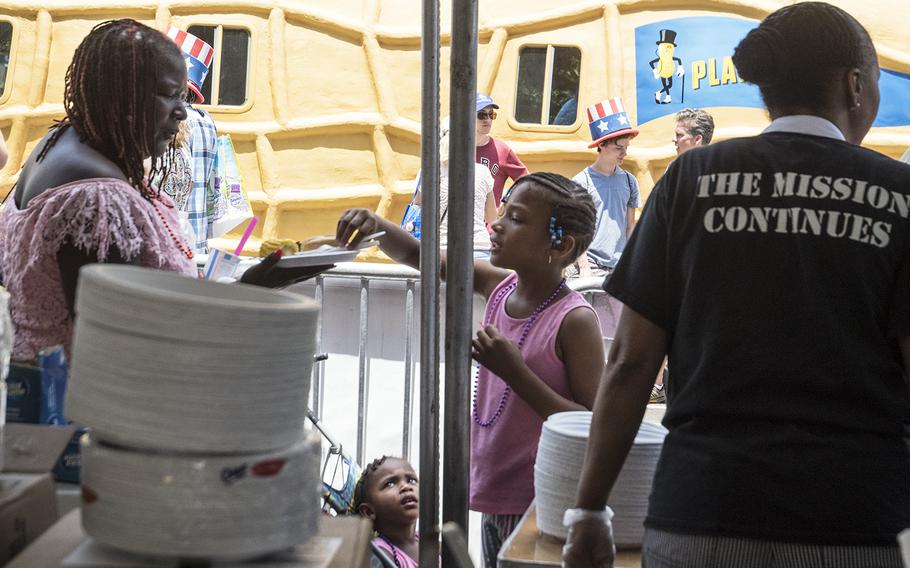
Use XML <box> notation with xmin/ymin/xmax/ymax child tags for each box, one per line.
<box><xmin>416</xmin><ymin>120</ymin><xmax>498</xmax><ymax>258</ymax></box>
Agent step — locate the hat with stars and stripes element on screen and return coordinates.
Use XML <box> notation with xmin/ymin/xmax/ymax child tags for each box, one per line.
<box><xmin>165</xmin><ymin>26</ymin><xmax>214</xmax><ymax>104</ymax></box>
<box><xmin>586</xmin><ymin>97</ymin><xmax>639</xmax><ymax>148</ymax></box>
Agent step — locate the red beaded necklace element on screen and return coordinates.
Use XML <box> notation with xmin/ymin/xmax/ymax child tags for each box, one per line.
<box><xmin>150</xmin><ymin>196</ymin><xmax>194</xmax><ymax>260</ymax></box>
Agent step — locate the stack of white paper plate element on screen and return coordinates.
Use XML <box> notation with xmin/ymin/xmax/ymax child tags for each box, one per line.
<box><xmin>67</xmin><ymin>264</ymin><xmax>323</xmax><ymax>560</ymax></box>
<box><xmin>534</xmin><ymin>411</ymin><xmax>667</xmax><ymax>546</ymax></box>
<box><xmin>898</xmin><ymin>528</ymin><xmax>910</xmax><ymax>567</ymax></box>
<box><xmin>81</xmin><ymin>430</ymin><xmax>321</xmax><ymax>559</ymax></box>
<box><xmin>68</xmin><ymin>265</ymin><xmax>319</xmax><ymax>453</ymax></box>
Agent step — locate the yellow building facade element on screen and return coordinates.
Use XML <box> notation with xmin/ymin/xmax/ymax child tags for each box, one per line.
<box><xmin>0</xmin><ymin>0</ymin><xmax>907</xmax><ymax>253</ymax></box>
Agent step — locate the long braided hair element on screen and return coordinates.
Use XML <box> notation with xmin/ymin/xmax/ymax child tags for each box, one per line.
<box><xmin>36</xmin><ymin>19</ymin><xmax>184</xmax><ymax>198</ymax></box>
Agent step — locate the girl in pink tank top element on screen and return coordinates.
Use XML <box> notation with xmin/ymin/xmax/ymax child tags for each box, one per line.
<box><xmin>337</xmin><ymin>172</ymin><xmax>606</xmax><ymax>567</ymax></box>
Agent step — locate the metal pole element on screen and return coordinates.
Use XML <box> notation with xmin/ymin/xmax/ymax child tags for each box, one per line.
<box><xmin>356</xmin><ymin>277</ymin><xmax>371</xmax><ymax>466</ymax></box>
<box><xmin>312</xmin><ymin>275</ymin><xmax>326</xmax><ymax>419</ymax></box>
<box><xmin>402</xmin><ymin>279</ymin><xmax>416</xmax><ymax>460</ymax></box>
<box><xmin>419</xmin><ymin>0</ymin><xmax>442</xmax><ymax>563</ymax></box>
<box><xmin>444</xmin><ymin>0</ymin><xmax>477</xmax><ymax>560</ymax></box>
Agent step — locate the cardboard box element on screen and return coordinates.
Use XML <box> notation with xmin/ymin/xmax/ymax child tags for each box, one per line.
<box><xmin>0</xmin><ymin>422</ymin><xmax>76</xmax><ymax>565</ymax></box>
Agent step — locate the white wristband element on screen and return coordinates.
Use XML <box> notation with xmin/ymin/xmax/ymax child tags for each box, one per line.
<box><xmin>562</xmin><ymin>506</ymin><xmax>614</xmax><ymax>528</ymax></box>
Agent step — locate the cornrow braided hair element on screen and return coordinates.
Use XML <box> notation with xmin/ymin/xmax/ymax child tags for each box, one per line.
<box><xmin>504</xmin><ymin>172</ymin><xmax>598</xmax><ymax>267</ymax></box>
<box><xmin>351</xmin><ymin>455</ymin><xmax>390</xmax><ymax>513</ymax></box>
<box><xmin>37</xmin><ymin>19</ymin><xmax>184</xmax><ymax>199</ymax></box>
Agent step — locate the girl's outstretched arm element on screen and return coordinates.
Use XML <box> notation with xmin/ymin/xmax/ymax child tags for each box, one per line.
<box><xmin>472</xmin><ymin>306</ymin><xmax>604</xmax><ymax>417</ymax></box>
<box><xmin>337</xmin><ymin>208</ymin><xmax>420</xmax><ymax>269</ymax></box>
<box><xmin>336</xmin><ymin>208</ymin><xmax>510</xmax><ymax>298</ymax></box>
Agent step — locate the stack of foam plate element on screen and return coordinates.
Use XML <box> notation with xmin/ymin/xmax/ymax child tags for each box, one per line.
<box><xmin>68</xmin><ymin>265</ymin><xmax>319</xmax><ymax>453</ymax></box>
<box><xmin>66</xmin><ymin>265</ymin><xmax>322</xmax><ymax>560</ymax></box>
<box><xmin>535</xmin><ymin>411</ymin><xmax>667</xmax><ymax>547</ymax></box>
<box><xmin>898</xmin><ymin>528</ymin><xmax>910</xmax><ymax>567</ymax></box>
<box><xmin>80</xmin><ymin>430</ymin><xmax>322</xmax><ymax>559</ymax></box>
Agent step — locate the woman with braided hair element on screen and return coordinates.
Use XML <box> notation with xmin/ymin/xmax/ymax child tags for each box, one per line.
<box><xmin>0</xmin><ymin>19</ymin><xmax>326</xmax><ymax>363</ymax></box>
<box><xmin>563</xmin><ymin>3</ymin><xmax>909</xmax><ymax>567</ymax></box>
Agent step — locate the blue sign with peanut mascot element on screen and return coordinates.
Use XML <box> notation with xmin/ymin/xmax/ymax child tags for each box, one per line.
<box><xmin>635</xmin><ymin>16</ymin><xmax>910</xmax><ymax>128</ymax></box>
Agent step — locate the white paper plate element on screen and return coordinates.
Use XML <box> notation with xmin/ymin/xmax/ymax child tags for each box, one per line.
<box><xmin>546</xmin><ymin>411</ymin><xmax>592</xmax><ymax>423</ymax></box>
<box><xmin>277</xmin><ymin>236</ymin><xmax>382</xmax><ymax>268</ymax></box>
<box><xmin>81</xmin><ymin>431</ymin><xmax>321</xmax><ymax>559</ymax></box>
<box><xmin>69</xmin><ymin>264</ymin><xmax>319</xmax><ymax>453</ymax></box>
<box><xmin>898</xmin><ymin>528</ymin><xmax>910</xmax><ymax>568</ymax></box>
<box><xmin>69</xmin><ymin>319</ymin><xmax>314</xmax><ymax>453</ymax></box>
<box><xmin>535</xmin><ymin>417</ymin><xmax>667</xmax><ymax>544</ymax></box>
<box><xmin>74</xmin><ymin>265</ymin><xmax>318</xmax><ymax>346</ymax></box>
<box><xmin>277</xmin><ymin>247</ymin><xmax>360</xmax><ymax>268</ymax></box>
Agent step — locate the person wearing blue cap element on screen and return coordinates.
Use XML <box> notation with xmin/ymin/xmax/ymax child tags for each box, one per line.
<box><xmin>475</xmin><ymin>93</ymin><xmax>529</xmax><ymax>204</ymax></box>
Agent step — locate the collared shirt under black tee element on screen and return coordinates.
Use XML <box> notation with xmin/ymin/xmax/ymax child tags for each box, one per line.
<box><xmin>607</xmin><ymin>131</ymin><xmax>910</xmax><ymax>545</ymax></box>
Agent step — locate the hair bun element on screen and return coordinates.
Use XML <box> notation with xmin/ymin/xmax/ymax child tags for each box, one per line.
<box><xmin>733</xmin><ymin>26</ymin><xmax>788</xmax><ymax>87</ymax></box>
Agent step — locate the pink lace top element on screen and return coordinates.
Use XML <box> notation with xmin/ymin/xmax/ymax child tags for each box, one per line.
<box><xmin>0</xmin><ymin>178</ymin><xmax>197</xmax><ymax>362</ymax></box>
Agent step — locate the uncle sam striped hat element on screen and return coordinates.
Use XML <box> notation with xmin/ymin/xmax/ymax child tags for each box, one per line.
<box><xmin>587</xmin><ymin>97</ymin><xmax>639</xmax><ymax>148</ymax></box>
<box><xmin>165</xmin><ymin>26</ymin><xmax>214</xmax><ymax>104</ymax></box>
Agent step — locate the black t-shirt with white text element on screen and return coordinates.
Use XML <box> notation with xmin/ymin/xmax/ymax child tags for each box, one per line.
<box><xmin>607</xmin><ymin>132</ymin><xmax>910</xmax><ymax>545</ymax></box>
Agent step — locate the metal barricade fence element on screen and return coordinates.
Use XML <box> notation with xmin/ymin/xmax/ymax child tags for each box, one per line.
<box><xmin>306</xmin><ymin>263</ymin><xmax>421</xmax><ymax>465</ymax></box>
<box><xmin>303</xmin><ymin>264</ymin><xmax>609</xmax><ymax>466</ymax></box>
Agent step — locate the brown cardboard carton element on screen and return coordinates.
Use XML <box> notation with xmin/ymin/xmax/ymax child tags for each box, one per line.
<box><xmin>0</xmin><ymin>423</ymin><xmax>76</xmax><ymax>564</ymax></box>
<box><xmin>0</xmin><ymin>473</ymin><xmax>56</xmax><ymax>563</ymax></box>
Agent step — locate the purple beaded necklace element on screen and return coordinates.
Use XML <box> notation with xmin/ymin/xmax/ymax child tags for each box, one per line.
<box><xmin>473</xmin><ymin>277</ymin><xmax>567</xmax><ymax>427</ymax></box>
<box><xmin>377</xmin><ymin>534</ymin><xmax>403</xmax><ymax>568</ymax></box>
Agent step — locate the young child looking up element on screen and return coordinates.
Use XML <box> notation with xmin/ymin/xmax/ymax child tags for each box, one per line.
<box><xmin>337</xmin><ymin>172</ymin><xmax>605</xmax><ymax>566</ymax></box>
<box><xmin>354</xmin><ymin>456</ymin><xmax>420</xmax><ymax>568</ymax></box>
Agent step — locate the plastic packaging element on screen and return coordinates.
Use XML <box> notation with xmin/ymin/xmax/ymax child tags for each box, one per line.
<box><xmin>38</xmin><ymin>346</ymin><xmax>67</xmax><ymax>425</ymax></box>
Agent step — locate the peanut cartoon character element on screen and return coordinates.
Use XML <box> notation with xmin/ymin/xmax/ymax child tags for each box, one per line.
<box><xmin>649</xmin><ymin>29</ymin><xmax>685</xmax><ymax>104</ymax></box>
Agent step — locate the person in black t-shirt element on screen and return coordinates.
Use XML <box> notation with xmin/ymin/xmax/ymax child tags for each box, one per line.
<box><xmin>563</xmin><ymin>3</ymin><xmax>910</xmax><ymax>567</ymax></box>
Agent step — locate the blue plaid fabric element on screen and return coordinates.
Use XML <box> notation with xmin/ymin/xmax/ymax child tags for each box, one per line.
<box><xmin>184</xmin><ymin>104</ymin><xmax>218</xmax><ymax>253</ymax></box>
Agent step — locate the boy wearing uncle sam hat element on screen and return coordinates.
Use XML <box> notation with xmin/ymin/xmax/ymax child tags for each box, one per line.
<box><xmin>570</xmin><ymin>97</ymin><xmax>641</xmax><ymax>335</ymax></box>
<box><xmin>571</xmin><ymin>97</ymin><xmax>640</xmax><ymax>272</ymax></box>
<box><xmin>160</xmin><ymin>26</ymin><xmax>220</xmax><ymax>254</ymax></box>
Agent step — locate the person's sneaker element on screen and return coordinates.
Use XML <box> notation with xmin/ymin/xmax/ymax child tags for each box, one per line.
<box><xmin>649</xmin><ymin>384</ymin><xmax>666</xmax><ymax>404</ymax></box>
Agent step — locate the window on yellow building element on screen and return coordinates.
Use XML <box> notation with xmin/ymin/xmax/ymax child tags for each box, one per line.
<box><xmin>187</xmin><ymin>25</ymin><xmax>250</xmax><ymax>106</ymax></box>
<box><xmin>515</xmin><ymin>45</ymin><xmax>581</xmax><ymax>126</ymax></box>
<box><xmin>0</xmin><ymin>22</ymin><xmax>12</xmax><ymax>97</ymax></box>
